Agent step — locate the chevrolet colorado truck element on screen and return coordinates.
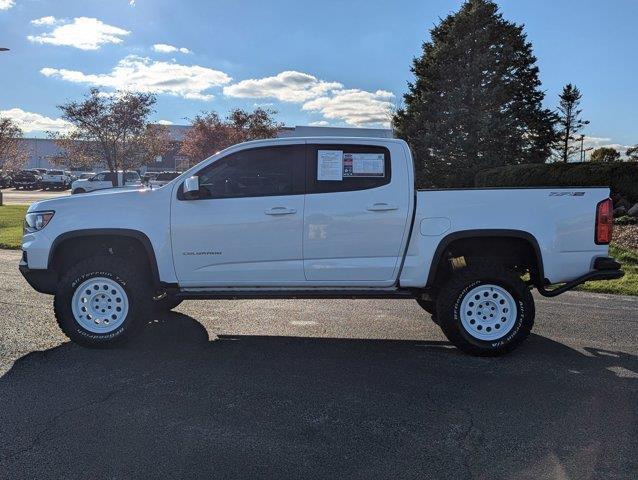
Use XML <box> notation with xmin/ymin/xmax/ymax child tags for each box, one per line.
<box><xmin>19</xmin><ymin>137</ymin><xmax>623</xmax><ymax>355</ymax></box>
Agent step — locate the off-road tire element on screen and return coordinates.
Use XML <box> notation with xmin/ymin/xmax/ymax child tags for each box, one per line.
<box><xmin>436</xmin><ymin>264</ymin><xmax>535</xmax><ymax>356</ymax></box>
<box><xmin>54</xmin><ymin>256</ymin><xmax>152</xmax><ymax>348</ymax></box>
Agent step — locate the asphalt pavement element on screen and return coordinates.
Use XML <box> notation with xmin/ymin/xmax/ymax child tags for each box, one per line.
<box><xmin>0</xmin><ymin>188</ymin><xmax>70</xmax><ymax>205</ymax></box>
<box><xmin>0</xmin><ymin>249</ymin><xmax>636</xmax><ymax>479</ymax></box>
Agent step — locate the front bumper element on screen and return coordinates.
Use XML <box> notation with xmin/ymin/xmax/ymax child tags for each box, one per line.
<box><xmin>536</xmin><ymin>256</ymin><xmax>624</xmax><ymax>297</ymax></box>
<box><xmin>19</xmin><ymin>262</ymin><xmax>58</xmax><ymax>295</ymax></box>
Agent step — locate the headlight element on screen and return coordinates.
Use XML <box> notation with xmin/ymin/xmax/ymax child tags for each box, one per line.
<box><xmin>24</xmin><ymin>211</ymin><xmax>55</xmax><ymax>234</ymax></box>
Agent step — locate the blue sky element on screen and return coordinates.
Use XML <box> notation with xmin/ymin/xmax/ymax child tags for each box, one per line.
<box><xmin>0</xmin><ymin>0</ymin><xmax>636</xmax><ymax>152</ymax></box>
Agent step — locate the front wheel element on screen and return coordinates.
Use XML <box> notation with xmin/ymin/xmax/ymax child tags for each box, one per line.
<box><xmin>54</xmin><ymin>256</ymin><xmax>152</xmax><ymax>347</ymax></box>
<box><xmin>436</xmin><ymin>264</ymin><xmax>535</xmax><ymax>356</ymax></box>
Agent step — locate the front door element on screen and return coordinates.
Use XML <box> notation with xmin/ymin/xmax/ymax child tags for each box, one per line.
<box><xmin>171</xmin><ymin>144</ymin><xmax>306</xmax><ymax>287</ymax></box>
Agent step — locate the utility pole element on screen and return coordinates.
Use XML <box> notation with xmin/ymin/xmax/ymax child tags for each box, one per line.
<box><xmin>579</xmin><ymin>135</ymin><xmax>585</xmax><ymax>162</ymax></box>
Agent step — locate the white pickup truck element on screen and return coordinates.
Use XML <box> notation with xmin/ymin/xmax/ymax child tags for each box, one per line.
<box><xmin>19</xmin><ymin>137</ymin><xmax>623</xmax><ymax>355</ymax></box>
<box><xmin>41</xmin><ymin>170</ymin><xmax>72</xmax><ymax>190</ymax></box>
<box><xmin>71</xmin><ymin>170</ymin><xmax>142</xmax><ymax>195</ymax></box>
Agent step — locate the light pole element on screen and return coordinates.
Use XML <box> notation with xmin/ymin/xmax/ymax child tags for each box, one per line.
<box><xmin>579</xmin><ymin>135</ymin><xmax>586</xmax><ymax>162</ymax></box>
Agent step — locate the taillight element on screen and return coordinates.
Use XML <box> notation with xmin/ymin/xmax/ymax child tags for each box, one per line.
<box><xmin>595</xmin><ymin>198</ymin><xmax>613</xmax><ymax>245</ymax></box>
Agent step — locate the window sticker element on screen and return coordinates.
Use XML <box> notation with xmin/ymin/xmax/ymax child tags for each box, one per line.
<box><xmin>343</xmin><ymin>153</ymin><xmax>385</xmax><ymax>177</ymax></box>
<box><xmin>317</xmin><ymin>150</ymin><xmax>343</xmax><ymax>181</ymax></box>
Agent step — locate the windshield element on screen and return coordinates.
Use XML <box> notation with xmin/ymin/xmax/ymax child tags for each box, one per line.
<box><xmin>49</xmin><ymin>170</ymin><xmax>64</xmax><ymax>175</ymax></box>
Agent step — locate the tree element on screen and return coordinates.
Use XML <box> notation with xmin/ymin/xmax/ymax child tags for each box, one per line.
<box><xmin>555</xmin><ymin>84</ymin><xmax>589</xmax><ymax>162</ymax></box>
<box><xmin>180</xmin><ymin>108</ymin><xmax>282</xmax><ymax>165</ymax></box>
<box><xmin>590</xmin><ymin>147</ymin><xmax>621</xmax><ymax>163</ymax></box>
<box><xmin>0</xmin><ymin>117</ymin><xmax>28</xmax><ymax>172</ymax></box>
<box><xmin>626</xmin><ymin>145</ymin><xmax>638</xmax><ymax>162</ymax></box>
<box><xmin>50</xmin><ymin>89</ymin><xmax>170</xmax><ymax>185</ymax></box>
<box><xmin>393</xmin><ymin>0</ymin><xmax>557</xmax><ymax>188</ymax></box>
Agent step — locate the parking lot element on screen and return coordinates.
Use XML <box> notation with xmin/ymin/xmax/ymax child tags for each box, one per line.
<box><xmin>0</xmin><ymin>187</ymin><xmax>70</xmax><ymax>205</ymax></box>
<box><xmin>0</xmin><ymin>248</ymin><xmax>636</xmax><ymax>479</ymax></box>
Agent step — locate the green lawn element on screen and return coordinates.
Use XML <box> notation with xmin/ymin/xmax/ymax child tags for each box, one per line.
<box><xmin>577</xmin><ymin>245</ymin><xmax>638</xmax><ymax>296</ymax></box>
<box><xmin>0</xmin><ymin>204</ymin><xmax>27</xmax><ymax>250</ymax></box>
<box><xmin>1</xmin><ymin>203</ymin><xmax>636</xmax><ymax>295</ymax></box>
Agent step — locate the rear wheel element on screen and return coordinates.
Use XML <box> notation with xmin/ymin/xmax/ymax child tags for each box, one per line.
<box><xmin>54</xmin><ymin>256</ymin><xmax>152</xmax><ymax>347</ymax></box>
<box><xmin>72</xmin><ymin>188</ymin><xmax>85</xmax><ymax>195</ymax></box>
<box><xmin>435</xmin><ymin>264</ymin><xmax>534</xmax><ymax>356</ymax></box>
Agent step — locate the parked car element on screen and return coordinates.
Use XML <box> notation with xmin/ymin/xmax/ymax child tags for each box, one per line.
<box><xmin>71</xmin><ymin>170</ymin><xmax>142</xmax><ymax>194</ymax></box>
<box><xmin>0</xmin><ymin>170</ymin><xmax>13</xmax><ymax>188</ymax></box>
<box><xmin>20</xmin><ymin>137</ymin><xmax>623</xmax><ymax>353</ymax></box>
<box><xmin>149</xmin><ymin>171</ymin><xmax>180</xmax><ymax>189</ymax></box>
<box><xmin>41</xmin><ymin>169</ymin><xmax>72</xmax><ymax>190</ymax></box>
<box><xmin>12</xmin><ymin>169</ymin><xmax>42</xmax><ymax>190</ymax></box>
<box><xmin>141</xmin><ymin>172</ymin><xmax>159</xmax><ymax>186</ymax></box>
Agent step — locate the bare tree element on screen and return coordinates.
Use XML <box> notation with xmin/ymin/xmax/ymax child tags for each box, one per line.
<box><xmin>0</xmin><ymin>117</ymin><xmax>28</xmax><ymax>172</ymax></box>
<box><xmin>50</xmin><ymin>89</ymin><xmax>170</xmax><ymax>185</ymax></box>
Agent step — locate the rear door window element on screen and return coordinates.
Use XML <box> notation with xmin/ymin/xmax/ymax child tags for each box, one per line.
<box><xmin>306</xmin><ymin>144</ymin><xmax>391</xmax><ymax>194</ymax></box>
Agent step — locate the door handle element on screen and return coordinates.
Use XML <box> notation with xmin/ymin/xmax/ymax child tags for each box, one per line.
<box><xmin>366</xmin><ymin>202</ymin><xmax>398</xmax><ymax>211</ymax></box>
<box><xmin>265</xmin><ymin>207</ymin><xmax>297</xmax><ymax>215</ymax></box>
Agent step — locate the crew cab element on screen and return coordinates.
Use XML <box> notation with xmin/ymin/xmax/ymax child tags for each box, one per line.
<box><xmin>19</xmin><ymin>137</ymin><xmax>623</xmax><ymax>355</ymax></box>
<box><xmin>41</xmin><ymin>170</ymin><xmax>72</xmax><ymax>190</ymax></box>
<box><xmin>71</xmin><ymin>170</ymin><xmax>142</xmax><ymax>194</ymax></box>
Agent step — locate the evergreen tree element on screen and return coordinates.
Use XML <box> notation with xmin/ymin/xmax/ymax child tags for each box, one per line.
<box><xmin>555</xmin><ymin>84</ymin><xmax>589</xmax><ymax>162</ymax></box>
<box><xmin>393</xmin><ymin>0</ymin><xmax>556</xmax><ymax>187</ymax></box>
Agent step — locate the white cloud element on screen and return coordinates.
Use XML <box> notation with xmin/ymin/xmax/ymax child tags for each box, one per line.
<box><xmin>576</xmin><ymin>136</ymin><xmax>634</xmax><ymax>160</ymax></box>
<box><xmin>157</xmin><ymin>120</ymin><xmax>173</xmax><ymax>125</ymax></box>
<box><xmin>41</xmin><ymin>55</ymin><xmax>232</xmax><ymax>100</ymax></box>
<box><xmin>27</xmin><ymin>17</ymin><xmax>130</xmax><ymax>50</ymax></box>
<box><xmin>0</xmin><ymin>0</ymin><xmax>14</xmax><ymax>11</ymax></box>
<box><xmin>309</xmin><ymin>120</ymin><xmax>330</xmax><ymax>126</ymax></box>
<box><xmin>30</xmin><ymin>16</ymin><xmax>58</xmax><ymax>26</ymax></box>
<box><xmin>0</xmin><ymin>108</ymin><xmax>73</xmax><ymax>133</ymax></box>
<box><xmin>303</xmin><ymin>89</ymin><xmax>395</xmax><ymax>127</ymax></box>
<box><xmin>223</xmin><ymin>70</ymin><xmax>394</xmax><ymax>126</ymax></box>
<box><xmin>153</xmin><ymin>43</ymin><xmax>191</xmax><ymax>54</ymax></box>
<box><xmin>224</xmin><ymin>71</ymin><xmax>342</xmax><ymax>103</ymax></box>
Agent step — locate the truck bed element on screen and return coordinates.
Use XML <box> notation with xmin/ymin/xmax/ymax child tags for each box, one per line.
<box><xmin>399</xmin><ymin>187</ymin><xmax>610</xmax><ymax>287</ymax></box>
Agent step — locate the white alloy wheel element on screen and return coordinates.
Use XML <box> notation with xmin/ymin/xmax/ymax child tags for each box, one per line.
<box><xmin>71</xmin><ymin>277</ymin><xmax>129</xmax><ymax>333</ymax></box>
<box><xmin>459</xmin><ymin>284</ymin><xmax>517</xmax><ymax>341</ymax></box>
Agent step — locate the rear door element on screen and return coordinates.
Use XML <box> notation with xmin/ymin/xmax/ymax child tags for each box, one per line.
<box><xmin>303</xmin><ymin>141</ymin><xmax>412</xmax><ymax>285</ymax></box>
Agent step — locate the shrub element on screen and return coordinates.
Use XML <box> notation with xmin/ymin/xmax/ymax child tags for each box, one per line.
<box><xmin>475</xmin><ymin>162</ymin><xmax>638</xmax><ymax>202</ymax></box>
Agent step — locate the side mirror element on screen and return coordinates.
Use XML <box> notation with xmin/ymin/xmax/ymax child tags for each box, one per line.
<box><xmin>183</xmin><ymin>175</ymin><xmax>200</xmax><ymax>200</ymax></box>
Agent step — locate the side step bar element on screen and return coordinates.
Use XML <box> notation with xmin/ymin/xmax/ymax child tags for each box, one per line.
<box><xmin>176</xmin><ymin>289</ymin><xmax>417</xmax><ymax>300</ymax></box>
<box><xmin>536</xmin><ymin>256</ymin><xmax>624</xmax><ymax>298</ymax></box>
